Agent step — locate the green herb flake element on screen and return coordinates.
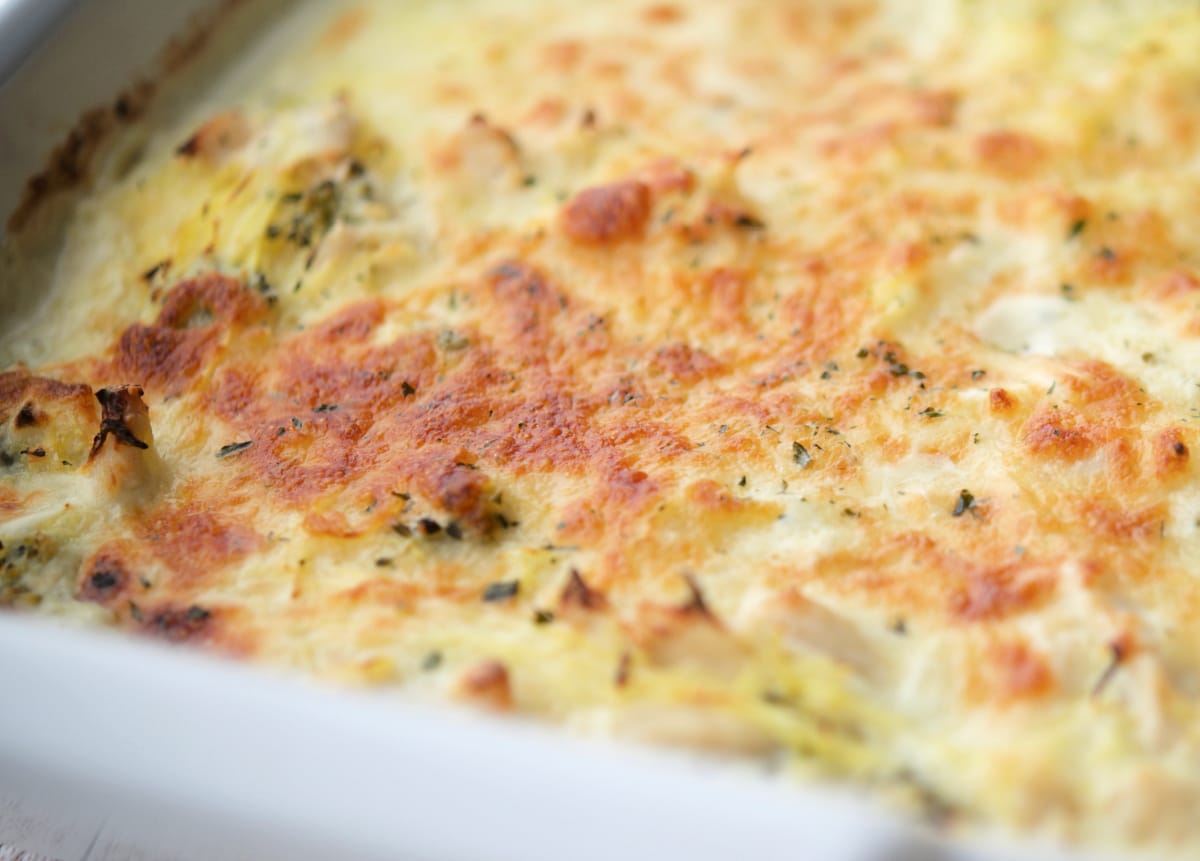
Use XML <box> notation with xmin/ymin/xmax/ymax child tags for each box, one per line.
<box><xmin>437</xmin><ymin>329</ymin><xmax>470</xmax><ymax>351</ymax></box>
<box><xmin>483</xmin><ymin>580</ymin><xmax>520</xmax><ymax>602</ymax></box>
<box><xmin>421</xmin><ymin>651</ymin><xmax>443</xmax><ymax>671</ymax></box>
<box><xmin>216</xmin><ymin>440</ymin><xmax>253</xmax><ymax>459</ymax></box>
<box><xmin>185</xmin><ymin>606</ymin><xmax>211</xmax><ymax>624</ymax></box>
<box><xmin>952</xmin><ymin>489</ymin><xmax>975</xmax><ymax>517</ymax></box>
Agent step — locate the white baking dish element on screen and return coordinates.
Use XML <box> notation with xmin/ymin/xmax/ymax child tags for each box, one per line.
<box><xmin>0</xmin><ymin>3</ymin><xmax>1102</xmax><ymax>859</ymax></box>
<box><xmin>0</xmin><ymin>614</ymin><xmax>975</xmax><ymax>861</ymax></box>
<box><xmin>0</xmin><ymin>0</ymin><xmax>77</xmax><ymax>85</ymax></box>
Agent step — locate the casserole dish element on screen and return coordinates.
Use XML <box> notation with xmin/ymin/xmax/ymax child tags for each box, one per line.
<box><xmin>0</xmin><ymin>5</ymin><xmax>967</xmax><ymax>858</ymax></box>
<box><xmin>0</xmin><ymin>2</ymin><xmax>1190</xmax><ymax>859</ymax></box>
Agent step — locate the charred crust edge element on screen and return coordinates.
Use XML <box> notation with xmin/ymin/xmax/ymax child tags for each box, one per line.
<box><xmin>6</xmin><ymin>0</ymin><xmax>252</xmax><ymax>234</ymax></box>
<box><xmin>89</xmin><ymin>387</ymin><xmax>150</xmax><ymax>460</ymax></box>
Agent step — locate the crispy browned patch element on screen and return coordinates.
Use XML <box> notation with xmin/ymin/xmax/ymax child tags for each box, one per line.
<box><xmin>643</xmin><ymin>3</ymin><xmax>684</xmax><ymax>24</ymax></box>
<box><xmin>686</xmin><ymin>478</ymin><xmax>740</xmax><ymax>513</ymax></box>
<box><xmin>0</xmin><ymin>371</ymin><xmax>94</xmax><ymax>420</ymax></box>
<box><xmin>1080</xmin><ymin>502</ymin><xmax>1163</xmax><ymax>547</ymax></box>
<box><xmin>158</xmin><ymin>273</ymin><xmax>266</xmax><ymax>328</ymax></box>
<box><xmin>541</xmin><ymin>39</ymin><xmax>584</xmax><ymax>73</ymax></box>
<box><xmin>115</xmin><ymin>325</ymin><xmax>214</xmax><ymax>394</ymax></box>
<box><xmin>780</xmin><ymin>278</ymin><xmax>870</xmax><ymax>366</ymax></box>
<box><xmin>1064</xmin><ymin>360</ymin><xmax>1143</xmax><ymax>416</ymax></box>
<box><xmin>560</xmin><ymin>461</ymin><xmax>667</xmax><ymax>543</ymax></box>
<box><xmin>114</xmin><ymin>274</ymin><xmax>266</xmax><ymax>395</ymax></box>
<box><xmin>138</xmin><ymin>504</ymin><xmax>264</xmax><ymax>588</ymax></box>
<box><xmin>975</xmin><ymin>130</ymin><xmax>1045</xmax><ymax>178</ymax></box>
<box><xmin>910</xmin><ymin>89</ymin><xmax>958</xmax><ymax>127</ymax></box>
<box><xmin>410</xmin><ymin>459</ymin><xmax>496</xmax><ymax>534</ymax></box>
<box><xmin>302</xmin><ymin>511</ymin><xmax>374</xmax><ymax>539</ymax></box>
<box><xmin>1019</xmin><ymin>361</ymin><xmax>1152</xmax><ymax>471</ymax></box>
<box><xmin>1085</xmin><ymin>245</ymin><xmax>1131</xmax><ymax>286</ymax></box>
<box><xmin>458</xmin><ymin>660</ymin><xmax>512</xmax><ymax>709</ymax></box>
<box><xmin>13</xmin><ymin>402</ymin><xmax>39</xmax><ymax>428</ymax></box>
<box><xmin>1154</xmin><ymin>269</ymin><xmax>1200</xmax><ymax>299</ymax></box>
<box><xmin>651</xmin><ymin>343</ymin><xmax>724</xmax><ymax>383</ymax></box>
<box><xmin>995</xmin><ymin>189</ymin><xmax>1091</xmax><ymax>233</ymax></box>
<box><xmin>989</xmin><ymin>388</ymin><xmax>1016</xmax><ymax>413</ymax></box>
<box><xmin>0</xmin><ymin>487</ymin><xmax>20</xmax><ymax>516</ymax></box>
<box><xmin>77</xmin><ymin>548</ymin><xmax>134</xmax><ymax>606</ymax></box>
<box><xmin>1022</xmin><ymin>409</ymin><xmax>1103</xmax><ymax>461</ymax></box>
<box><xmin>1156</xmin><ymin>428</ymin><xmax>1190</xmax><ymax>477</ymax></box>
<box><xmin>951</xmin><ymin>560</ymin><xmax>1056</xmax><ymax>621</ymax></box>
<box><xmin>972</xmin><ymin>640</ymin><xmax>1056</xmax><ymax>704</ymax></box>
<box><xmin>486</xmin><ymin>259</ymin><xmax>568</xmax><ymax>350</ymax></box>
<box><xmin>695</xmin><ymin>267</ymin><xmax>752</xmax><ymax>331</ymax></box>
<box><xmin>561</xmin><ymin>180</ymin><xmax>652</xmax><ymax>244</ymax></box>
<box><xmin>130</xmin><ymin>593</ymin><xmax>253</xmax><ymax>651</ymax></box>
<box><xmin>144</xmin><ymin>604</ymin><xmax>213</xmax><ymax>641</ymax></box>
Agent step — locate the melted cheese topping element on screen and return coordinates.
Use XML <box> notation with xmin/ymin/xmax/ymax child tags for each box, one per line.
<box><xmin>4</xmin><ymin>0</ymin><xmax>1200</xmax><ymax>852</ymax></box>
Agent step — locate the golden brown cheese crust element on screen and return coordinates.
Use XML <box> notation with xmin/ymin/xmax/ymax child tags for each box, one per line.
<box><xmin>5</xmin><ymin>0</ymin><xmax>1200</xmax><ymax>853</ymax></box>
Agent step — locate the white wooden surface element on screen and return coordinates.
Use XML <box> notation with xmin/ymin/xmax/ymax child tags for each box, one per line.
<box><xmin>0</xmin><ymin>787</ymin><xmax>254</xmax><ymax>861</ymax></box>
<box><xmin>0</xmin><ymin>788</ymin><xmax>97</xmax><ymax>861</ymax></box>
<box><xmin>0</xmin><ymin>789</ymin><xmax>157</xmax><ymax>861</ymax></box>
<box><xmin>0</xmin><ymin>788</ymin><xmax>216</xmax><ymax>861</ymax></box>
<box><xmin>0</xmin><ymin>845</ymin><xmax>65</xmax><ymax>861</ymax></box>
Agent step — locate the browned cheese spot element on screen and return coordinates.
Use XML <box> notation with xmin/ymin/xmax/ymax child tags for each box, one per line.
<box><xmin>458</xmin><ymin>659</ymin><xmax>513</xmax><ymax>710</ymax></box>
<box><xmin>561</xmin><ymin>180</ymin><xmax>653</xmax><ymax>244</ymax></box>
